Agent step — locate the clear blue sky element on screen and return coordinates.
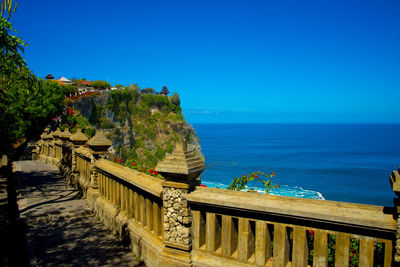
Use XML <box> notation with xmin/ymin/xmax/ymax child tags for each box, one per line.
<box><xmin>13</xmin><ymin>0</ymin><xmax>400</xmax><ymax>123</ymax></box>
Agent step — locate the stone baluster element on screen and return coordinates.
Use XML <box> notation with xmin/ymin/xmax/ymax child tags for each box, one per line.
<box><xmin>390</xmin><ymin>166</ymin><xmax>400</xmax><ymax>262</ymax></box>
<box><xmin>86</xmin><ymin>130</ymin><xmax>111</xmax><ymax>208</ymax></box>
<box><xmin>47</xmin><ymin>131</ymin><xmax>54</xmax><ymax>164</ymax></box>
<box><xmin>52</xmin><ymin>127</ymin><xmax>62</xmax><ymax>165</ymax></box>
<box><xmin>69</xmin><ymin>128</ymin><xmax>88</xmax><ymax>187</ymax></box>
<box><xmin>60</xmin><ymin>128</ymin><xmax>72</xmax><ymax>166</ymax></box>
<box><xmin>70</xmin><ymin>128</ymin><xmax>88</xmax><ymax>168</ymax></box>
<box><xmin>40</xmin><ymin>128</ymin><xmax>49</xmax><ymax>162</ymax></box>
<box><xmin>155</xmin><ymin>142</ymin><xmax>205</xmax><ymax>264</ymax></box>
<box><xmin>38</xmin><ymin>129</ymin><xmax>47</xmax><ymax>161</ymax></box>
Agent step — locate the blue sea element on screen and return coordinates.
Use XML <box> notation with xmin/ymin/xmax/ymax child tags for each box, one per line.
<box><xmin>192</xmin><ymin>124</ymin><xmax>400</xmax><ymax>207</ymax></box>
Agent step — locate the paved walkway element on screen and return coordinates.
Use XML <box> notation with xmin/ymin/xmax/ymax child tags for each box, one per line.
<box><xmin>0</xmin><ymin>165</ymin><xmax>10</xmax><ymax>266</ymax></box>
<box><xmin>15</xmin><ymin>160</ymin><xmax>144</xmax><ymax>267</ymax></box>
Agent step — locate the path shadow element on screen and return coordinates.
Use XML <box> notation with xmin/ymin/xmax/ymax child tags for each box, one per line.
<box><xmin>17</xmin><ymin>161</ymin><xmax>144</xmax><ymax>266</ymax></box>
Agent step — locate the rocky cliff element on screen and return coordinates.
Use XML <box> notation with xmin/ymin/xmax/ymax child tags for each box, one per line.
<box><xmin>68</xmin><ymin>86</ymin><xmax>202</xmax><ymax>169</ymax></box>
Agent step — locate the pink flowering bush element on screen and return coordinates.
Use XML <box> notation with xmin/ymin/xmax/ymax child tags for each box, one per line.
<box><xmin>124</xmin><ymin>158</ymin><xmax>163</xmax><ymax>178</ymax></box>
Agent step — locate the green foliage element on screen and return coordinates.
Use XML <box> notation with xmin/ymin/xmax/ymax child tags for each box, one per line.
<box><xmin>73</xmin><ymin>115</ymin><xmax>91</xmax><ymax>128</ymax></box>
<box><xmin>0</xmin><ymin>4</ymin><xmax>64</xmax><ymax>154</ymax></box>
<box><xmin>124</xmin><ymin>158</ymin><xmax>163</xmax><ymax>178</ymax></box>
<box><xmin>139</xmin><ymin>94</ymin><xmax>181</xmax><ymax>114</ymax></box>
<box><xmin>349</xmin><ymin>238</ymin><xmax>359</xmax><ymax>267</ymax></box>
<box><xmin>117</xmin><ymin>102</ymin><xmax>127</xmax><ymax>127</ymax></box>
<box><xmin>83</xmin><ymin>126</ymin><xmax>95</xmax><ymax>138</ymax></box>
<box><xmin>227</xmin><ymin>171</ymin><xmax>278</xmax><ymax>194</ymax></box>
<box><xmin>0</xmin><ymin>72</ymin><xmax>63</xmax><ymax>153</ymax></box>
<box><xmin>99</xmin><ymin>117</ymin><xmax>113</xmax><ymax>129</ymax></box>
<box><xmin>89</xmin><ymin>103</ymin><xmax>100</xmax><ymax>125</ymax></box>
<box><xmin>63</xmin><ymin>97</ymin><xmax>72</xmax><ymax>106</ymax></box>
<box><xmin>154</xmin><ymin>147</ymin><xmax>166</xmax><ymax>161</ymax></box>
<box><xmin>62</xmin><ymin>77</ymin><xmax>196</xmax><ymax>179</ymax></box>
<box><xmin>134</xmin><ymin>137</ymin><xmax>144</xmax><ymax>149</ymax></box>
<box><xmin>140</xmin><ymin>88</ymin><xmax>155</xmax><ymax>94</ymax></box>
<box><xmin>169</xmin><ymin>92</ymin><xmax>180</xmax><ymax>106</ymax></box>
<box><xmin>0</xmin><ymin>11</ymin><xmax>26</xmax><ymax>78</ymax></box>
<box><xmin>67</xmin><ymin>115</ymin><xmax>95</xmax><ymax>138</ymax></box>
<box><xmin>114</xmin><ymin>84</ymin><xmax>123</xmax><ymax>88</ymax></box>
<box><xmin>166</xmin><ymin>143</ymin><xmax>174</xmax><ymax>153</ymax></box>
<box><xmin>63</xmin><ymin>83</ymin><xmax>77</xmax><ymax>94</ymax></box>
<box><xmin>90</xmin><ymin>80</ymin><xmax>111</xmax><ymax>89</ymax></box>
<box><xmin>1</xmin><ymin>0</ymin><xmax>17</xmax><ymax>21</ymax></box>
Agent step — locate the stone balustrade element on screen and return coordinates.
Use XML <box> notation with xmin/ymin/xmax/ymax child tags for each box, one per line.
<box><xmin>188</xmin><ymin>187</ymin><xmax>395</xmax><ymax>266</ymax></box>
<box><xmin>95</xmin><ymin>159</ymin><xmax>164</xmax><ymax>260</ymax></box>
<box><xmin>74</xmin><ymin>147</ymin><xmax>92</xmax><ymax>196</ymax></box>
<box><xmin>34</xmin><ymin>127</ymin><xmax>400</xmax><ymax>267</ymax></box>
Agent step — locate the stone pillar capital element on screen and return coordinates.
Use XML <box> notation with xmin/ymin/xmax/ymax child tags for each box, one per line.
<box><xmin>87</xmin><ymin>129</ymin><xmax>112</xmax><ymax>159</ymax></box>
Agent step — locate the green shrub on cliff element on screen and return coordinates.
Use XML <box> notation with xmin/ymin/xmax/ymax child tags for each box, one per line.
<box><xmin>91</xmin><ymin>80</ymin><xmax>111</xmax><ymax>89</ymax></box>
<box><xmin>100</xmin><ymin>117</ymin><xmax>113</xmax><ymax>129</ymax></box>
<box><xmin>65</xmin><ymin>78</ymin><xmax>199</xmax><ymax>170</ymax></box>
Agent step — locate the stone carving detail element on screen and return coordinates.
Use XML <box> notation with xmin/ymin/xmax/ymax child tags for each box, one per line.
<box><xmin>163</xmin><ymin>187</ymin><xmax>191</xmax><ymax>248</ymax></box>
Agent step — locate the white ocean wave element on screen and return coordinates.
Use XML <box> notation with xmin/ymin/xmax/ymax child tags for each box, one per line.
<box><xmin>201</xmin><ymin>180</ymin><xmax>324</xmax><ymax>200</ymax></box>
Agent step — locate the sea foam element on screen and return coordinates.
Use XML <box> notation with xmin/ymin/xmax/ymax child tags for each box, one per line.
<box><xmin>201</xmin><ymin>181</ymin><xmax>324</xmax><ymax>200</ymax></box>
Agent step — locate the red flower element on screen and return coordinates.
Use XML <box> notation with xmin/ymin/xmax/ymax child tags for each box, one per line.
<box><xmin>132</xmin><ymin>162</ymin><xmax>136</xmax><ymax>166</ymax></box>
<box><xmin>309</xmin><ymin>230</ymin><xmax>315</xmax><ymax>236</ymax></box>
<box><xmin>271</xmin><ymin>172</ymin><xmax>276</xmax><ymax>176</ymax></box>
<box><xmin>154</xmin><ymin>171</ymin><xmax>158</xmax><ymax>175</ymax></box>
<box><xmin>242</xmin><ymin>174</ymin><xmax>246</xmax><ymax>177</ymax></box>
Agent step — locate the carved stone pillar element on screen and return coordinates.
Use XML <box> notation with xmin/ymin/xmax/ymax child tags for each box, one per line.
<box><xmin>70</xmin><ymin>128</ymin><xmax>88</xmax><ymax>187</ymax></box>
<box><xmin>86</xmin><ymin>130</ymin><xmax>112</xmax><ymax>208</ymax></box>
<box><xmin>155</xmin><ymin>142</ymin><xmax>205</xmax><ymax>255</ymax></box>
<box><xmin>52</xmin><ymin>127</ymin><xmax>62</xmax><ymax>165</ymax></box>
<box><xmin>59</xmin><ymin>128</ymin><xmax>73</xmax><ymax>179</ymax></box>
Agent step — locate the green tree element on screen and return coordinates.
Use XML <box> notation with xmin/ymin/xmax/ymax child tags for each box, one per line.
<box><xmin>63</xmin><ymin>83</ymin><xmax>77</xmax><ymax>95</ymax></box>
<box><xmin>0</xmin><ymin>1</ymin><xmax>64</xmax><ymax>154</ymax></box>
<box><xmin>169</xmin><ymin>92</ymin><xmax>180</xmax><ymax>106</ymax></box>
<box><xmin>90</xmin><ymin>80</ymin><xmax>111</xmax><ymax>89</ymax></box>
<box><xmin>140</xmin><ymin>88</ymin><xmax>155</xmax><ymax>94</ymax></box>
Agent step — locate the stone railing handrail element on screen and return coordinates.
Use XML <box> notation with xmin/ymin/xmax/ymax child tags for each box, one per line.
<box><xmin>74</xmin><ymin>146</ymin><xmax>92</xmax><ymax>159</ymax></box>
<box><xmin>188</xmin><ymin>187</ymin><xmax>396</xmax><ymax>233</ymax></box>
<box><xmin>95</xmin><ymin>159</ymin><xmax>163</xmax><ymax>198</ymax></box>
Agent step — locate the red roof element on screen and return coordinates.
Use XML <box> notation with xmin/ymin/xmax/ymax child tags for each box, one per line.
<box><xmin>78</xmin><ymin>80</ymin><xmax>91</xmax><ymax>85</ymax></box>
<box><xmin>53</xmin><ymin>80</ymin><xmax>65</xmax><ymax>85</ymax></box>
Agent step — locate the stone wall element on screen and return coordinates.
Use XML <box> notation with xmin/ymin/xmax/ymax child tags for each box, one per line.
<box><xmin>163</xmin><ymin>186</ymin><xmax>192</xmax><ymax>249</ymax></box>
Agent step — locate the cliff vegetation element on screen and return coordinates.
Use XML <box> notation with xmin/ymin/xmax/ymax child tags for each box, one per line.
<box><xmin>63</xmin><ymin>84</ymin><xmax>202</xmax><ymax>171</ymax></box>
